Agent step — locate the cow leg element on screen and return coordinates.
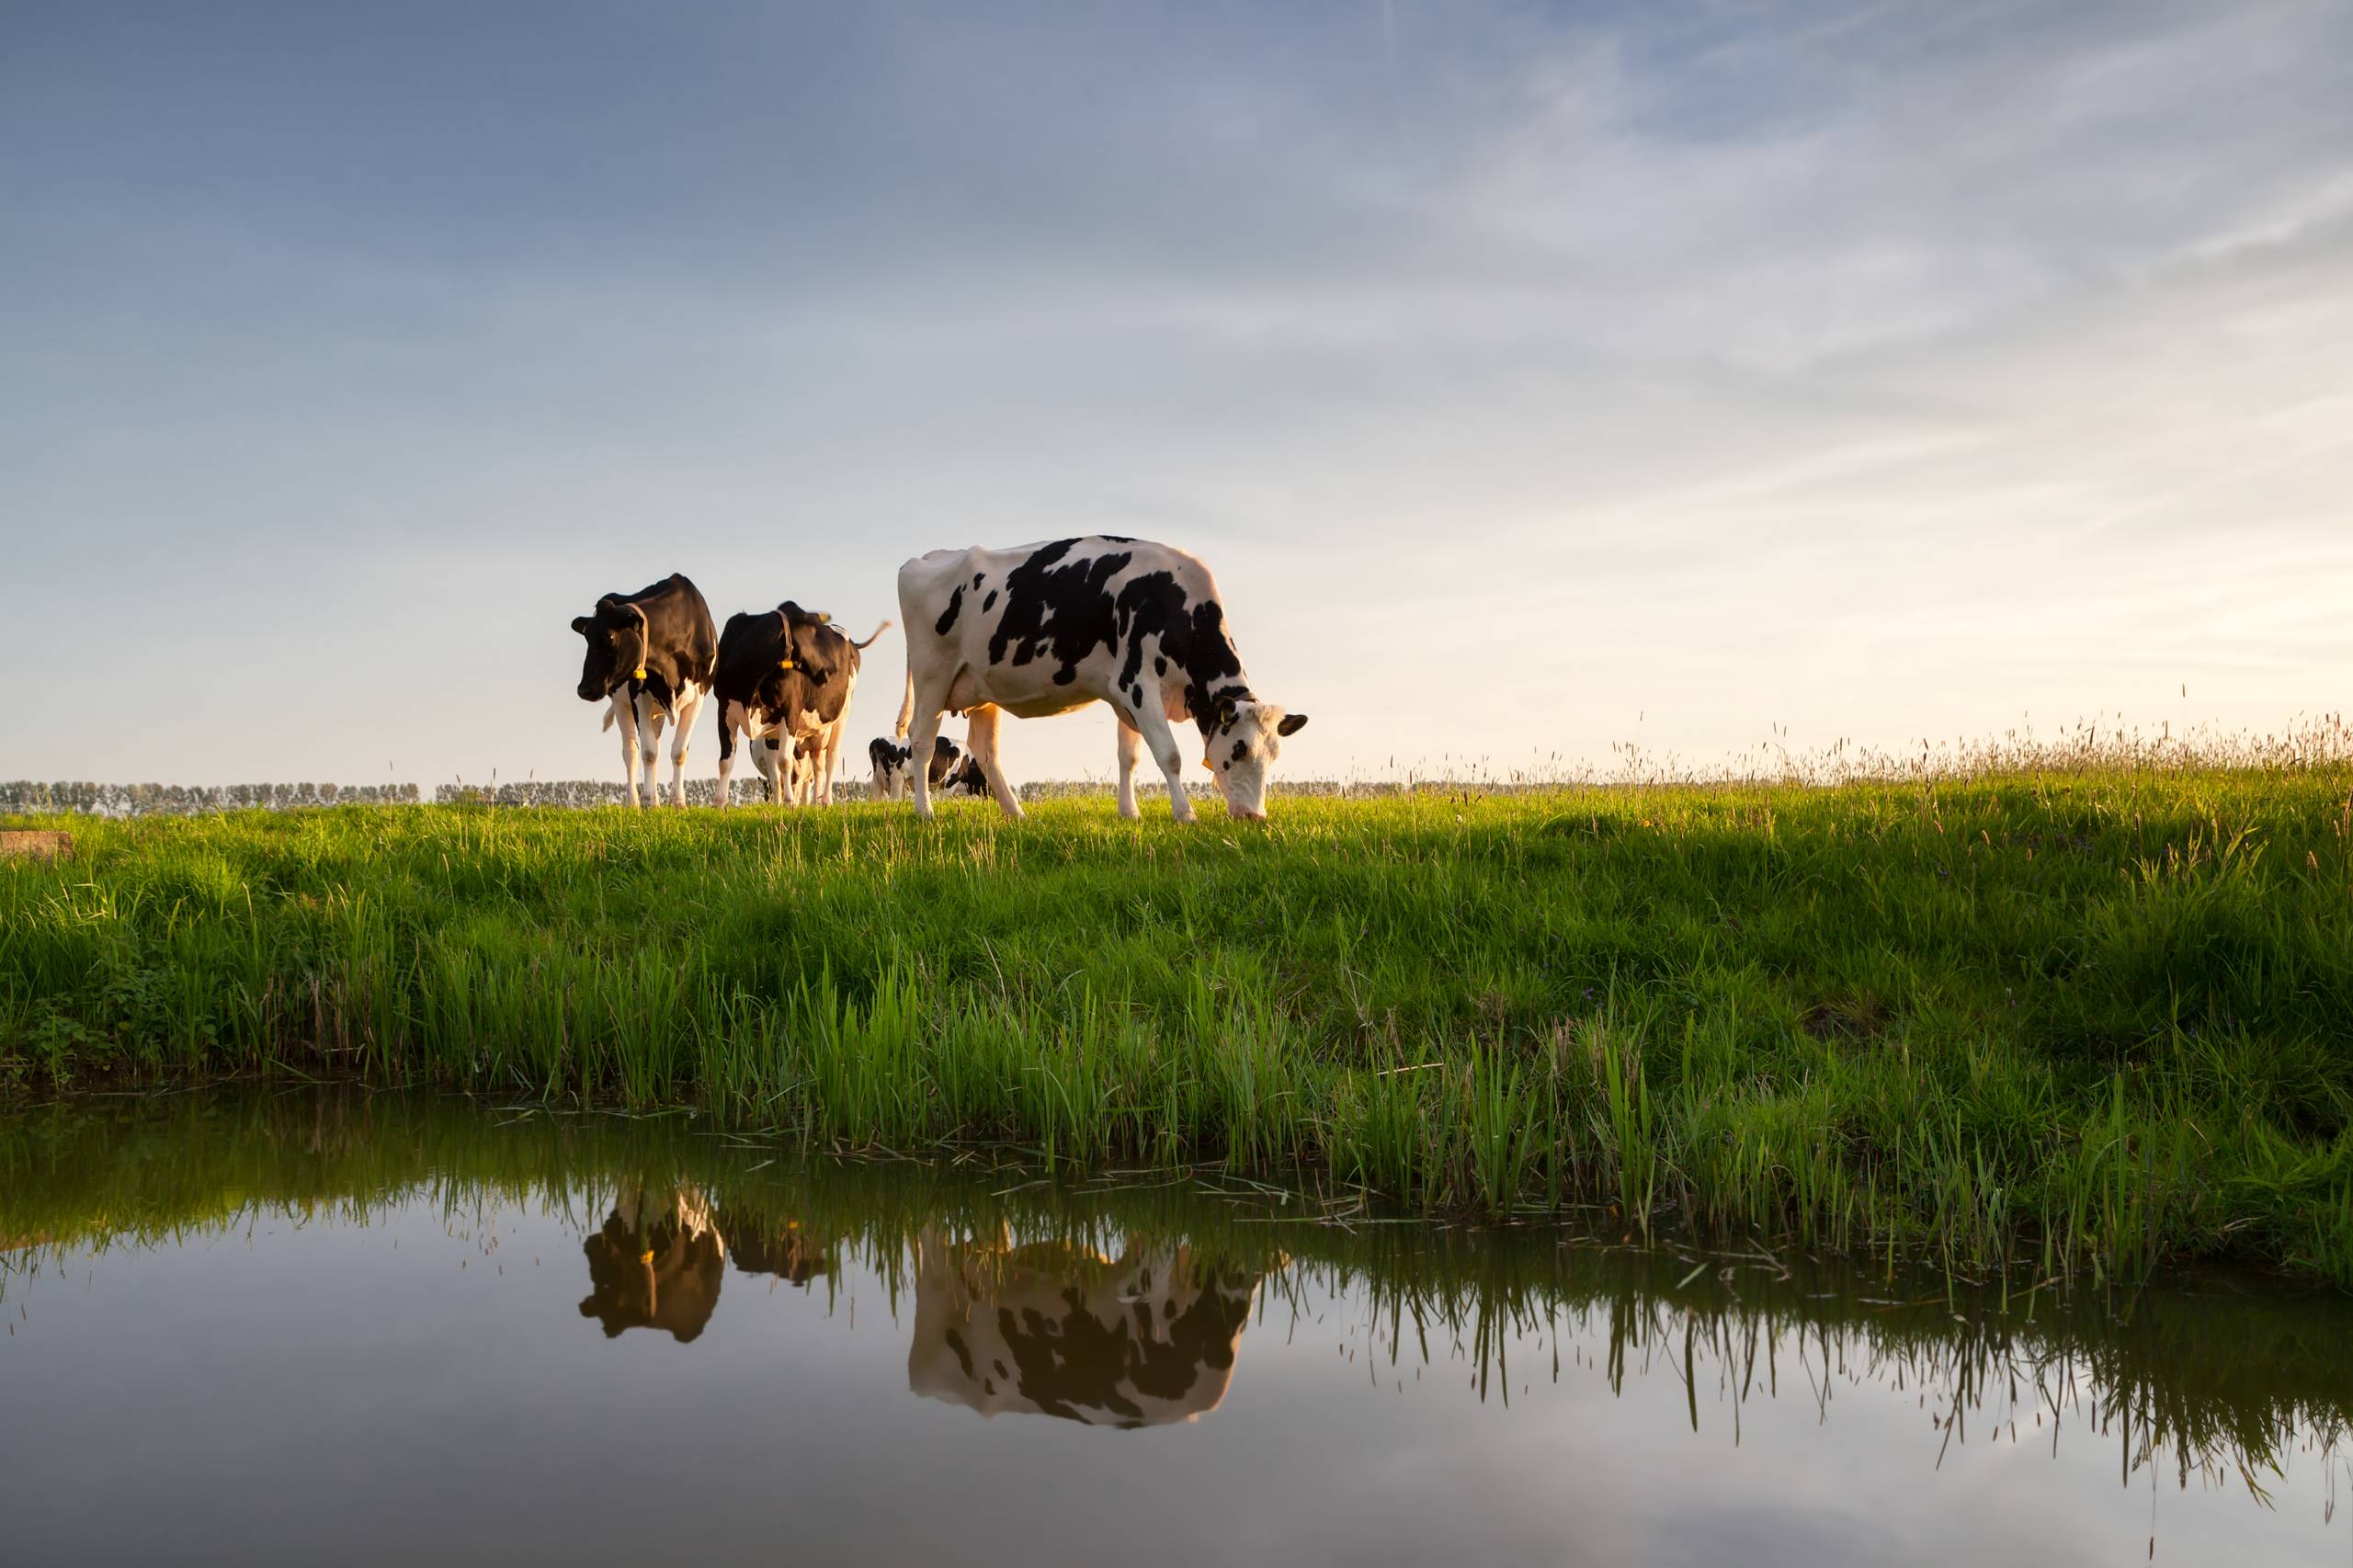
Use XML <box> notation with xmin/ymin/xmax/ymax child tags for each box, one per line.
<box><xmin>612</xmin><ymin>695</ymin><xmax>644</xmax><ymax>809</ymax></box>
<box><xmin>818</xmin><ymin>722</ymin><xmax>846</xmax><ymax>806</ymax></box>
<box><xmin>754</xmin><ymin>735</ymin><xmax>782</xmax><ymax>803</ymax></box>
<box><xmin>962</xmin><ymin>704</ymin><xmax>1026</xmax><ymax>821</ymax></box>
<box><xmin>1115</xmin><ymin>715</ymin><xmax>1143</xmax><ymax>821</ymax></box>
<box><xmin>667</xmin><ymin>686</ymin><xmax>702</xmax><ymax>808</ymax></box>
<box><xmin>635</xmin><ymin>695</ymin><xmax>666</xmax><ymax>807</ymax></box>
<box><xmin>714</xmin><ymin>700</ymin><xmax>745</xmax><ymax>808</ymax></box>
<box><xmin>1131</xmin><ymin>704</ymin><xmax>1197</xmax><ymax>824</ymax></box>
<box><xmin>907</xmin><ymin>698</ymin><xmax>947</xmax><ymax>820</ymax></box>
<box><xmin>784</xmin><ymin>742</ymin><xmax>807</xmax><ymax>807</ymax></box>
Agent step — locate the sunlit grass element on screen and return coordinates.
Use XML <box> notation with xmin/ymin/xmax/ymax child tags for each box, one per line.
<box><xmin>5</xmin><ymin>728</ymin><xmax>2350</xmax><ymax>1285</ymax></box>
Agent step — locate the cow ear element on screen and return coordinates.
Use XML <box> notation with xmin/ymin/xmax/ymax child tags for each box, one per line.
<box><xmin>1215</xmin><ymin>698</ymin><xmax>1237</xmax><ymax>729</ymax></box>
<box><xmin>1278</xmin><ymin>712</ymin><xmax>1309</xmax><ymax>736</ymax></box>
<box><xmin>572</xmin><ymin>617</ymin><xmax>593</xmax><ymax>635</ymax></box>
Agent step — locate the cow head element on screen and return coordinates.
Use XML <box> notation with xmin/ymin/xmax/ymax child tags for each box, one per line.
<box><xmin>572</xmin><ymin>597</ymin><xmax>650</xmax><ymax>701</ymax></box>
<box><xmin>1204</xmin><ymin>697</ymin><xmax>1308</xmax><ymax>821</ymax></box>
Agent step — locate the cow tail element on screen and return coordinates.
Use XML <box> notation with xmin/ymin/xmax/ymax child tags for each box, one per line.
<box><xmin>852</xmin><ymin>618</ymin><xmax>894</xmax><ymax>650</ymax></box>
<box><xmin>894</xmin><ymin>660</ymin><xmax>915</xmax><ymax>741</ymax></box>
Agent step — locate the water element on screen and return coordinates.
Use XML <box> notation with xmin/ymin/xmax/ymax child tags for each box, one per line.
<box><xmin>2</xmin><ymin>1090</ymin><xmax>2346</xmax><ymax>1566</ymax></box>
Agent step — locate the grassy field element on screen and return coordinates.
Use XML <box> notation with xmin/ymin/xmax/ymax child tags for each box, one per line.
<box><xmin>5</xmin><ymin>757</ymin><xmax>2351</xmax><ymax>1285</ymax></box>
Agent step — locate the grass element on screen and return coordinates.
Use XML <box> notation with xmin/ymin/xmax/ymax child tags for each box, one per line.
<box><xmin>4</xmin><ymin>748</ymin><xmax>2351</xmax><ymax>1287</ymax></box>
<box><xmin>5</xmin><ymin>1085</ymin><xmax>2348</xmax><ymax>1489</ymax></box>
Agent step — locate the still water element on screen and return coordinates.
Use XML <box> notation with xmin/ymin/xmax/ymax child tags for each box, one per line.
<box><xmin>3</xmin><ymin>1090</ymin><xmax>2347</xmax><ymax>1567</ymax></box>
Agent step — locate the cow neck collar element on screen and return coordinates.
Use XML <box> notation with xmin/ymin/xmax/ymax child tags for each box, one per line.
<box><xmin>627</xmin><ymin>604</ymin><xmax>654</xmax><ymax>681</ymax></box>
<box><xmin>626</xmin><ymin>607</ymin><xmax>679</xmax><ymax>716</ymax></box>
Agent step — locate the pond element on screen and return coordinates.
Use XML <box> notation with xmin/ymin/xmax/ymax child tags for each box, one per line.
<box><xmin>2</xmin><ymin>1088</ymin><xmax>2347</xmax><ymax>1566</ymax></box>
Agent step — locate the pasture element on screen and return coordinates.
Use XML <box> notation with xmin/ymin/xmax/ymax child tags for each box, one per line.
<box><xmin>5</xmin><ymin>760</ymin><xmax>2351</xmax><ymax>1286</ymax></box>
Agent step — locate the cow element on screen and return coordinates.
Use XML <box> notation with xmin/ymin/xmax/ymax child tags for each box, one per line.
<box><xmin>577</xmin><ymin>1186</ymin><xmax>725</xmax><ymax>1343</ymax></box>
<box><xmin>571</xmin><ymin>574</ymin><xmax>718</xmax><ymax>808</ymax></box>
<box><xmin>907</xmin><ymin>1233</ymin><xmax>1266</xmax><ymax>1427</ymax></box>
<box><xmin>867</xmin><ymin>733</ymin><xmax>963</xmax><ymax>801</ymax></box>
<box><xmin>936</xmin><ymin>752</ymin><xmax>991</xmax><ymax>798</ymax></box>
<box><xmin>892</xmin><ymin>538</ymin><xmax>1307</xmax><ymax>822</ymax></box>
<box><xmin>711</xmin><ymin>601</ymin><xmax>892</xmax><ymax>808</ymax></box>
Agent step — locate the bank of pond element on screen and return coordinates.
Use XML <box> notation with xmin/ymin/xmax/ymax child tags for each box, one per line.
<box><xmin>1</xmin><ymin>1087</ymin><xmax>2347</xmax><ymax>1565</ymax></box>
<box><xmin>5</xmin><ymin>774</ymin><xmax>2352</xmax><ymax>1290</ymax></box>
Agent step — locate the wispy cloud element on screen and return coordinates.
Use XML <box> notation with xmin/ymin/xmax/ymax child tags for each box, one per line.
<box><xmin>5</xmin><ymin>1</ymin><xmax>2348</xmax><ymax>783</ymax></box>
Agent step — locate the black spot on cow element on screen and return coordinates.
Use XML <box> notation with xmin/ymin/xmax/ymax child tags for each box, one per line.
<box><xmin>988</xmin><ymin>540</ymin><xmax>1136</xmax><ymax>685</ymax></box>
<box><xmin>1229</xmin><ymin>740</ymin><xmax>1248</xmax><ymax>766</ymax></box>
<box><xmin>935</xmin><ymin>584</ymin><xmax>964</xmax><ymax>636</ymax></box>
<box><xmin>972</xmin><ymin>572</ymin><xmax>984</xmax><ymax>588</ymax></box>
<box><xmin>1097</xmin><ymin>567</ymin><xmax>1250</xmax><ymax>731</ymax></box>
<box><xmin>945</xmin><ymin>1327</ymin><xmax>975</xmax><ymax>1381</ymax></box>
<box><xmin>982</xmin><ymin>589</ymin><xmax>997</xmax><ymax>612</ymax></box>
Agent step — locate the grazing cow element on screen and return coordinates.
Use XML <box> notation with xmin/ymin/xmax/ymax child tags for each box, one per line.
<box><xmin>907</xmin><ymin>1233</ymin><xmax>1266</xmax><ymax>1427</ymax></box>
<box><xmin>571</xmin><ymin>574</ymin><xmax>718</xmax><ymax>808</ymax></box>
<box><xmin>893</xmin><ymin>538</ymin><xmax>1307</xmax><ymax>822</ymax></box>
<box><xmin>711</xmin><ymin>602</ymin><xmax>892</xmax><ymax>807</ymax></box>
<box><xmin>867</xmin><ymin>733</ymin><xmax>964</xmax><ymax>801</ymax></box>
<box><xmin>577</xmin><ymin>1186</ymin><xmax>725</xmax><ymax>1343</ymax></box>
<box><xmin>936</xmin><ymin>752</ymin><xmax>991</xmax><ymax>798</ymax></box>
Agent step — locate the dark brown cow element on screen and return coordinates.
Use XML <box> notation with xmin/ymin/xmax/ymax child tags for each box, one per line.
<box><xmin>569</xmin><ymin>574</ymin><xmax>718</xmax><ymax>808</ymax></box>
<box><xmin>712</xmin><ymin>601</ymin><xmax>892</xmax><ymax>807</ymax></box>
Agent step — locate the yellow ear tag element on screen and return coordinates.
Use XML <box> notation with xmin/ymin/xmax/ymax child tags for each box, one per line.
<box><xmin>631</xmin><ymin>667</ymin><xmax>647</xmax><ymax>679</ymax></box>
<box><xmin>639</xmin><ymin>1249</ymin><xmax>655</xmax><ymax>1265</ymax></box>
<box><xmin>779</xmin><ymin>657</ymin><xmax>796</xmax><ymax>670</ymax></box>
<box><xmin>1201</xmin><ymin>758</ymin><xmax>1214</xmax><ymax>772</ymax></box>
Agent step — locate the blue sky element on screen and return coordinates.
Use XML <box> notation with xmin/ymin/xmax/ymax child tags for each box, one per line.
<box><xmin>6</xmin><ymin>1</ymin><xmax>2350</xmax><ymax>787</ymax></box>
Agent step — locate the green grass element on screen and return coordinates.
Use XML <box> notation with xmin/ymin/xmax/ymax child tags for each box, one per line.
<box><xmin>5</xmin><ymin>759</ymin><xmax>2351</xmax><ymax>1285</ymax></box>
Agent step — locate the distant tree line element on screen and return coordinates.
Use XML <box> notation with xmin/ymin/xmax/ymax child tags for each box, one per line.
<box><xmin>0</xmin><ymin>782</ymin><xmax>424</xmax><ymax>816</ymax></box>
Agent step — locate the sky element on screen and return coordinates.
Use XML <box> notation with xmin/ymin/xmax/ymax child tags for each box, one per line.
<box><xmin>6</xmin><ymin>0</ymin><xmax>2350</xmax><ymax>789</ymax></box>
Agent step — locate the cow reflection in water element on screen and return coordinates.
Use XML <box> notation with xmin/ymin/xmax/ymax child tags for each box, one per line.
<box><xmin>577</xmin><ymin>1187</ymin><xmax>727</xmax><ymax>1342</ymax></box>
<box><xmin>910</xmin><ymin>1233</ymin><xmax>1266</xmax><ymax>1427</ymax></box>
<box><xmin>580</xmin><ymin>1187</ymin><xmax>835</xmax><ymax>1342</ymax></box>
<box><xmin>718</xmin><ymin>1211</ymin><xmax>831</xmax><ymax>1289</ymax></box>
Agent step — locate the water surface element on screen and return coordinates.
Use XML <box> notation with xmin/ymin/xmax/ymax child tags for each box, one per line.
<box><xmin>3</xmin><ymin>1090</ymin><xmax>2347</xmax><ymax>1566</ymax></box>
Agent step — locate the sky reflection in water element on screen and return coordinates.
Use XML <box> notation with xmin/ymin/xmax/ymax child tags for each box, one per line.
<box><xmin>1</xmin><ymin>1090</ymin><xmax>2347</xmax><ymax>1567</ymax></box>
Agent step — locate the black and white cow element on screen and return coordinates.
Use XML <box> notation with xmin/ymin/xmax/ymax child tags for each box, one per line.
<box><xmin>892</xmin><ymin>538</ymin><xmax>1308</xmax><ymax>822</ymax></box>
<box><xmin>868</xmin><ymin>733</ymin><xmax>963</xmax><ymax>801</ymax></box>
<box><xmin>571</xmin><ymin>574</ymin><xmax>717</xmax><ymax>808</ymax></box>
<box><xmin>936</xmin><ymin>752</ymin><xmax>991</xmax><ymax>798</ymax></box>
<box><xmin>711</xmin><ymin>601</ymin><xmax>892</xmax><ymax>807</ymax></box>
